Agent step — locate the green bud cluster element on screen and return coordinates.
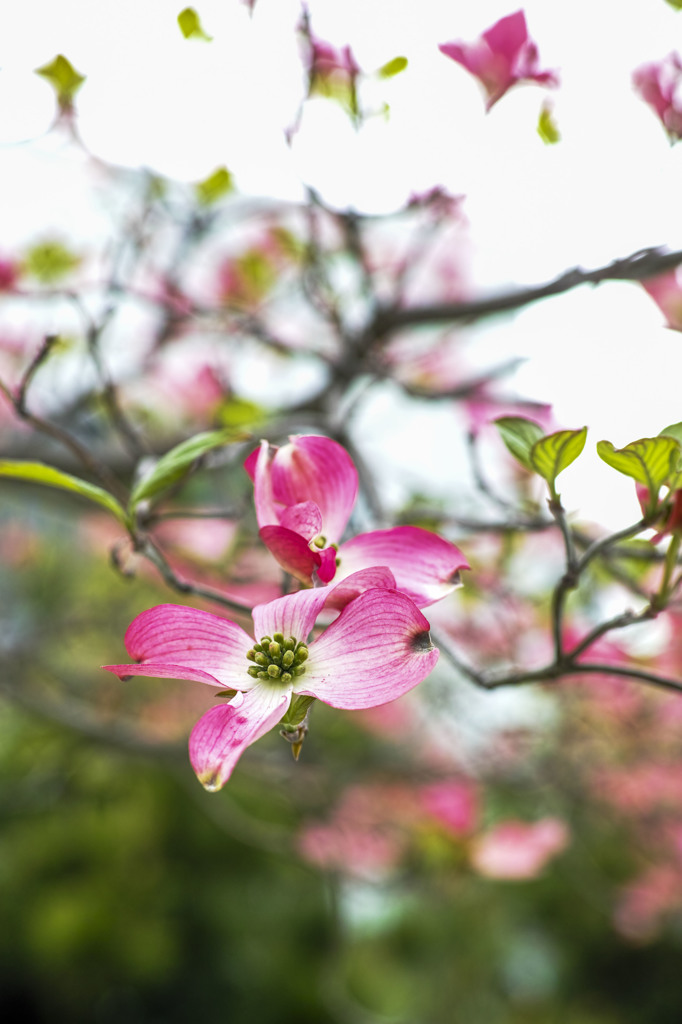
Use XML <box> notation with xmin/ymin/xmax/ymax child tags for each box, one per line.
<box><xmin>246</xmin><ymin>631</ymin><xmax>309</xmax><ymax>685</ymax></box>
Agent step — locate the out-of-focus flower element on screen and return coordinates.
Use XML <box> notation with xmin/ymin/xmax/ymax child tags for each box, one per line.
<box><xmin>633</xmin><ymin>52</ymin><xmax>682</xmax><ymax>141</ymax></box>
<box><xmin>439</xmin><ymin>10</ymin><xmax>559</xmax><ymax>111</ymax></box>
<box><xmin>299</xmin><ymin>819</ymin><xmax>403</xmax><ymax>881</ymax></box>
<box><xmin>641</xmin><ymin>268</ymin><xmax>682</xmax><ymax>330</ymax></box>
<box><xmin>246</xmin><ymin>435</ymin><xmax>469</xmax><ymax>606</ymax></box>
<box><xmin>464</xmin><ymin>390</ymin><xmax>554</xmax><ymax>437</ymax></box>
<box><xmin>420</xmin><ymin>780</ymin><xmax>478</xmax><ymax>836</ymax></box>
<box><xmin>298</xmin><ymin>9</ymin><xmax>361</xmax><ymax>118</ymax></box>
<box><xmin>0</xmin><ymin>257</ymin><xmax>19</xmax><ymax>291</ymax></box>
<box><xmin>614</xmin><ymin>865</ymin><xmax>682</xmax><ymax>943</ymax></box>
<box><xmin>104</xmin><ymin>569</ymin><xmax>438</xmax><ymax>791</ymax></box>
<box><xmin>470</xmin><ymin>817</ymin><xmax>569</xmax><ymax>879</ymax></box>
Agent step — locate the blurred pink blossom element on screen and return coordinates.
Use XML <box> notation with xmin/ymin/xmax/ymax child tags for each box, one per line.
<box><xmin>614</xmin><ymin>865</ymin><xmax>682</xmax><ymax>943</ymax></box>
<box><xmin>0</xmin><ymin>257</ymin><xmax>19</xmax><ymax>291</ymax></box>
<box><xmin>298</xmin><ymin>820</ymin><xmax>404</xmax><ymax>881</ymax></box>
<box><xmin>641</xmin><ymin>268</ymin><xmax>682</xmax><ymax>330</ymax></box>
<box><xmin>470</xmin><ymin>817</ymin><xmax>569</xmax><ymax>879</ymax></box>
<box><xmin>420</xmin><ymin>780</ymin><xmax>478</xmax><ymax>836</ymax></box>
<box><xmin>439</xmin><ymin>10</ymin><xmax>559</xmax><ymax>111</ymax></box>
<box><xmin>633</xmin><ymin>52</ymin><xmax>682</xmax><ymax>141</ymax></box>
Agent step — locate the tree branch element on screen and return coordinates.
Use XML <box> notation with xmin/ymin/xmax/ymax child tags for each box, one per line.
<box><xmin>370</xmin><ymin>245</ymin><xmax>682</xmax><ymax>337</ymax></box>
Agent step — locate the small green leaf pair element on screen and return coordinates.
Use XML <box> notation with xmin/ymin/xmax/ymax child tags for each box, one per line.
<box><xmin>495</xmin><ymin>417</ymin><xmax>587</xmax><ymax>500</ymax></box>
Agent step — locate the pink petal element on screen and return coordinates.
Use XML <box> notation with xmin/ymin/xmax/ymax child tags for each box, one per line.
<box><xmin>249</xmin><ymin>440</ymin><xmax>280</xmax><ymax>526</ymax></box>
<box><xmin>280</xmin><ymin>500</ymin><xmax>323</xmax><ymax>540</ymax></box>
<box><xmin>642</xmin><ymin>270</ymin><xmax>682</xmax><ymax>331</ymax></box>
<box><xmin>337</xmin><ymin>526</ymin><xmax>469</xmax><ymax>607</ymax></box>
<box><xmin>315</xmin><ymin>545</ymin><xmax>338</xmax><ymax>583</ymax></box>
<box><xmin>323</xmin><ymin>566</ymin><xmax>397</xmax><ymax>610</ymax></box>
<box><xmin>189</xmin><ymin>687</ymin><xmax>291</xmax><ymax>790</ymax></box>
<box><xmin>253</xmin><ymin>587</ymin><xmax>331</xmax><ymax>643</ymax></box>
<box><xmin>103</xmin><ymin>604</ymin><xmax>253</xmax><ymax>689</ymax></box>
<box><xmin>300</xmin><ymin>589</ymin><xmax>439</xmax><ymax>709</ymax></box>
<box><xmin>252</xmin><ymin>566</ymin><xmax>400</xmax><ymax>642</ymax></box>
<box><xmin>483</xmin><ymin>9</ymin><xmax>527</xmax><ymax>63</ymax></box>
<box><xmin>270</xmin><ymin>435</ymin><xmax>358</xmax><ymax>543</ymax></box>
<box><xmin>259</xmin><ymin>525</ymin><xmax>320</xmax><ymax>583</ymax></box>
<box><xmin>439</xmin><ymin>9</ymin><xmax>557</xmax><ymax>111</ymax></box>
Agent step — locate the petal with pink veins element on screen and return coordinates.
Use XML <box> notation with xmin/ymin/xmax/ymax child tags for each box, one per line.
<box><xmin>323</xmin><ymin>566</ymin><xmax>397</xmax><ymax>610</ymax></box>
<box><xmin>337</xmin><ymin>526</ymin><xmax>469</xmax><ymax>607</ymax></box>
<box><xmin>253</xmin><ymin>586</ymin><xmax>332</xmax><ymax>643</ymax></box>
<box><xmin>300</xmin><ymin>589</ymin><xmax>438</xmax><ymax>709</ymax></box>
<box><xmin>280</xmin><ymin>500</ymin><xmax>323</xmax><ymax>540</ymax></box>
<box><xmin>252</xmin><ymin>566</ymin><xmax>399</xmax><ymax>641</ymax></box>
<box><xmin>103</xmin><ymin>604</ymin><xmax>254</xmax><ymax>688</ymax></box>
<box><xmin>190</xmin><ymin>686</ymin><xmax>291</xmax><ymax>791</ymax></box>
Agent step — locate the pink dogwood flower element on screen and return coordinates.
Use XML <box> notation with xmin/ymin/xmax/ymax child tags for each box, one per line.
<box><xmin>245</xmin><ymin>435</ymin><xmax>469</xmax><ymax>606</ymax></box>
<box><xmin>104</xmin><ymin>569</ymin><xmax>439</xmax><ymax>791</ymax></box>
<box><xmin>439</xmin><ymin>10</ymin><xmax>559</xmax><ymax>112</ymax></box>
<box><xmin>633</xmin><ymin>52</ymin><xmax>682</xmax><ymax>142</ymax></box>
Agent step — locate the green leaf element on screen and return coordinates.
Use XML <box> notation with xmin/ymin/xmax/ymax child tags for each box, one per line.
<box><xmin>129</xmin><ymin>429</ymin><xmax>243</xmax><ymax>509</ymax></box>
<box><xmin>660</xmin><ymin>422</ymin><xmax>682</xmax><ymax>490</ymax></box>
<box><xmin>660</xmin><ymin>421</ymin><xmax>682</xmax><ymax>447</ymax></box>
<box><xmin>665</xmin><ymin>0</ymin><xmax>682</xmax><ymax>11</ymax></box>
<box><xmin>495</xmin><ymin>416</ymin><xmax>546</xmax><ymax>471</ymax></box>
<box><xmin>537</xmin><ymin>104</ymin><xmax>560</xmax><ymax>145</ymax></box>
<box><xmin>177</xmin><ymin>7</ymin><xmax>212</xmax><ymax>40</ymax></box>
<box><xmin>194</xmin><ymin>166</ymin><xmax>234</xmax><ymax>206</ymax></box>
<box><xmin>0</xmin><ymin>461</ymin><xmax>128</xmax><ymax>525</ymax></box>
<box><xmin>218</xmin><ymin>397</ymin><xmax>267</xmax><ymax>431</ymax></box>
<box><xmin>23</xmin><ymin>240</ymin><xmax>80</xmax><ymax>283</ymax></box>
<box><xmin>530</xmin><ymin>427</ymin><xmax>587</xmax><ymax>489</ymax></box>
<box><xmin>596</xmin><ymin>436</ymin><xmax>681</xmax><ymax>494</ymax></box>
<box><xmin>378</xmin><ymin>56</ymin><xmax>408</xmax><ymax>79</ymax></box>
<box><xmin>35</xmin><ymin>54</ymin><xmax>85</xmax><ymax>108</ymax></box>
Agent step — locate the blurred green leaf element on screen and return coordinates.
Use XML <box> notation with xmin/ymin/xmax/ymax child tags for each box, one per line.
<box><xmin>660</xmin><ymin>422</ymin><xmax>682</xmax><ymax>490</ymax></box>
<box><xmin>129</xmin><ymin>429</ymin><xmax>244</xmax><ymax>509</ymax></box>
<box><xmin>194</xmin><ymin>166</ymin><xmax>234</xmax><ymax>205</ymax></box>
<box><xmin>495</xmin><ymin>416</ymin><xmax>546</xmax><ymax>471</ymax></box>
<box><xmin>537</xmin><ymin>105</ymin><xmax>560</xmax><ymax>144</ymax></box>
<box><xmin>596</xmin><ymin>436</ymin><xmax>680</xmax><ymax>494</ymax></box>
<box><xmin>177</xmin><ymin>7</ymin><xmax>212</xmax><ymax>40</ymax></box>
<box><xmin>218</xmin><ymin>397</ymin><xmax>267</xmax><ymax>431</ymax></box>
<box><xmin>0</xmin><ymin>461</ymin><xmax>128</xmax><ymax>525</ymax></box>
<box><xmin>23</xmin><ymin>240</ymin><xmax>80</xmax><ymax>283</ymax></box>
<box><xmin>665</xmin><ymin>0</ymin><xmax>682</xmax><ymax>10</ymax></box>
<box><xmin>34</xmin><ymin>54</ymin><xmax>85</xmax><ymax>107</ymax></box>
<box><xmin>660</xmin><ymin>421</ymin><xmax>682</xmax><ymax>447</ymax></box>
<box><xmin>378</xmin><ymin>56</ymin><xmax>408</xmax><ymax>79</ymax></box>
<box><xmin>530</xmin><ymin>427</ymin><xmax>587</xmax><ymax>491</ymax></box>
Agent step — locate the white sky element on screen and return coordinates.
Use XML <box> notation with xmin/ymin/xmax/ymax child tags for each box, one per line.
<box><xmin>1</xmin><ymin>0</ymin><xmax>682</xmax><ymax>526</ymax></box>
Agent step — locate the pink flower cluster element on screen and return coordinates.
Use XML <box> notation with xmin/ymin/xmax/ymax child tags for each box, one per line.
<box><xmin>105</xmin><ymin>435</ymin><xmax>468</xmax><ymax>790</ymax></box>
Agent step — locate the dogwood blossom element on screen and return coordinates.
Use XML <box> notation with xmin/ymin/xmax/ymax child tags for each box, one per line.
<box><xmin>245</xmin><ymin>434</ymin><xmax>469</xmax><ymax>606</ymax></box>
<box><xmin>633</xmin><ymin>52</ymin><xmax>682</xmax><ymax>142</ymax></box>
<box><xmin>439</xmin><ymin>10</ymin><xmax>559</xmax><ymax>112</ymax></box>
<box><xmin>104</xmin><ymin>569</ymin><xmax>438</xmax><ymax>791</ymax></box>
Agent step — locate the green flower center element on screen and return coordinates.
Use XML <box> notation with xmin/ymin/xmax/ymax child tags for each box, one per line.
<box><xmin>246</xmin><ymin>632</ymin><xmax>309</xmax><ymax>685</ymax></box>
